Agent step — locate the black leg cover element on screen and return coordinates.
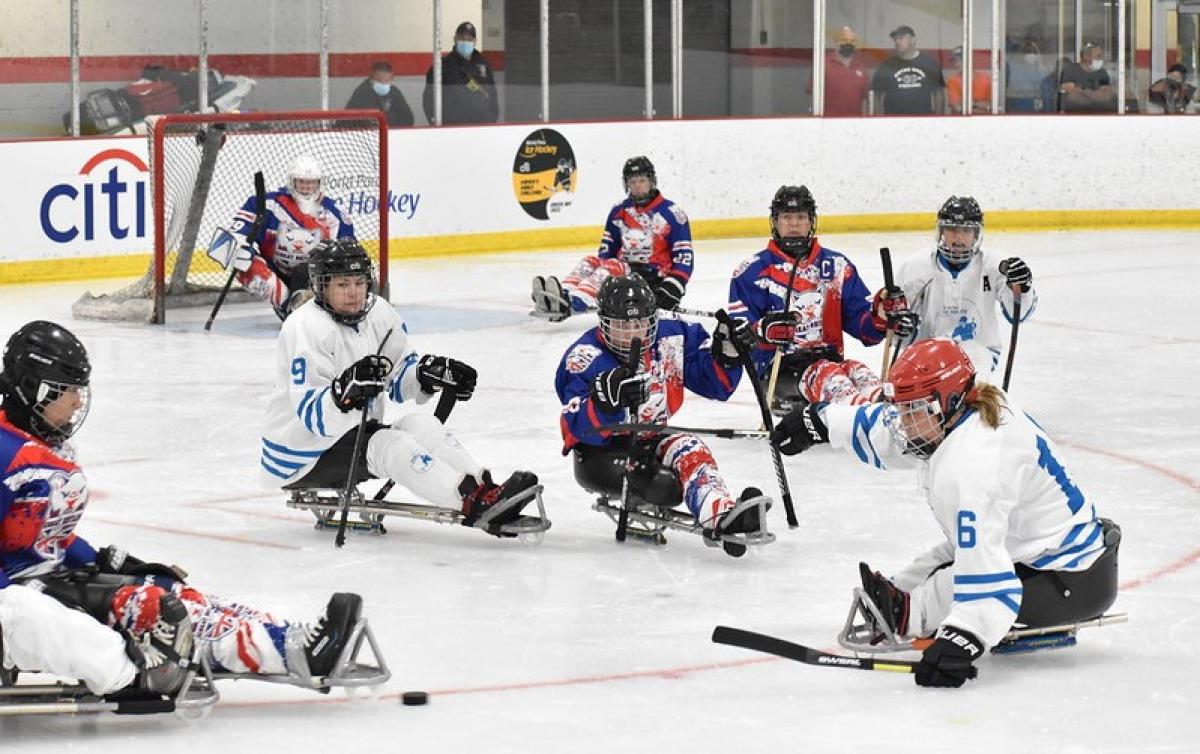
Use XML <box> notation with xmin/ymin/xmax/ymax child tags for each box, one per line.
<box><xmin>572</xmin><ymin>443</ymin><xmax>682</xmax><ymax>508</ymax></box>
<box><xmin>1015</xmin><ymin>518</ymin><xmax>1121</xmax><ymax>627</ymax></box>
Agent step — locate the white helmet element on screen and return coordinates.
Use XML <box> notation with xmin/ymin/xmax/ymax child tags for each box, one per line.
<box><xmin>287</xmin><ymin>154</ymin><xmax>324</xmax><ymax>215</ymax></box>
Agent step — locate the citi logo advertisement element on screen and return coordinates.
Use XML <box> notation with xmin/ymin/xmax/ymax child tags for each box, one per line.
<box><xmin>40</xmin><ymin>149</ymin><xmax>147</xmax><ymax>244</ymax></box>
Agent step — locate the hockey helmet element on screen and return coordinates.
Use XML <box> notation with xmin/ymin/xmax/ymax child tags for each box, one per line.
<box><xmin>882</xmin><ymin>338</ymin><xmax>976</xmax><ymax>459</ymax></box>
<box><xmin>0</xmin><ymin>321</ymin><xmax>92</xmax><ymax>445</ymax></box>
<box><xmin>308</xmin><ymin>239</ymin><xmax>376</xmax><ymax>325</ymax></box>
<box><xmin>936</xmin><ymin>196</ymin><xmax>984</xmax><ymax>265</ymax></box>
<box><xmin>621</xmin><ymin>156</ymin><xmax>657</xmax><ymax>203</ymax></box>
<box><xmin>770</xmin><ymin>185</ymin><xmax>817</xmax><ymax>257</ymax></box>
<box><xmin>287</xmin><ymin>154</ymin><xmax>325</xmax><ymax>215</ymax></box>
<box><xmin>597</xmin><ymin>274</ymin><xmax>658</xmax><ymax>358</ymax></box>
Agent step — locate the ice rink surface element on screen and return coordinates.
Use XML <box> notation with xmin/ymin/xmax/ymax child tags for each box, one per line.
<box><xmin>1</xmin><ymin>229</ymin><xmax>1198</xmax><ymax>753</ymax></box>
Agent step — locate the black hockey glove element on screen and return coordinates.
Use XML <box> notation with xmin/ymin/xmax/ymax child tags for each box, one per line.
<box><xmin>416</xmin><ymin>355</ymin><xmax>478</xmax><ymax>400</ymax></box>
<box><xmin>770</xmin><ymin>402</ymin><xmax>829</xmax><ymax>455</ymax></box>
<box><xmin>590</xmin><ymin>366</ymin><xmax>650</xmax><ymax>414</ymax></box>
<box><xmin>96</xmin><ymin>545</ymin><xmax>188</xmax><ymax>582</ymax></box>
<box><xmin>755</xmin><ymin>310</ymin><xmax>800</xmax><ymax>347</ymax></box>
<box><xmin>710</xmin><ymin>318</ymin><xmax>755</xmax><ymax>369</ymax></box>
<box><xmin>654</xmin><ymin>277</ymin><xmax>686</xmax><ymax>311</ymax></box>
<box><xmin>998</xmin><ymin>257</ymin><xmax>1033</xmax><ymax>293</ymax></box>
<box><xmin>893</xmin><ymin>311</ymin><xmax>920</xmax><ymax>339</ymax></box>
<box><xmin>915</xmin><ymin>625</ymin><xmax>982</xmax><ymax>688</ymax></box>
<box><xmin>331</xmin><ymin>354</ymin><xmax>393</xmax><ymax>412</ymax></box>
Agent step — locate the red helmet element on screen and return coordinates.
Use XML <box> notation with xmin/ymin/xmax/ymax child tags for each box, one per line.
<box><xmin>885</xmin><ymin>339</ymin><xmax>976</xmax><ymax>417</ymax></box>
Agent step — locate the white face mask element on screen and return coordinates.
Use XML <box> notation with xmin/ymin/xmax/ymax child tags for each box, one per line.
<box><xmin>1023</xmin><ymin>54</ymin><xmax>1040</xmax><ymax>64</ymax></box>
<box><xmin>1090</xmin><ymin>59</ymin><xmax>1104</xmax><ymax>72</ymax></box>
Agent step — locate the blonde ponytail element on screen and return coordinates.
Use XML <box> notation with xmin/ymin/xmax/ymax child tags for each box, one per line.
<box><xmin>969</xmin><ymin>383</ymin><xmax>1009</xmax><ymax>429</ymax></box>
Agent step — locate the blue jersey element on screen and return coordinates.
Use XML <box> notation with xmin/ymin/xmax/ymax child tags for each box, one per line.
<box><xmin>0</xmin><ymin>413</ymin><xmax>96</xmax><ymax>587</ymax></box>
<box><xmin>555</xmin><ymin>318</ymin><xmax>740</xmax><ymax>451</ymax></box>
<box><xmin>599</xmin><ymin>194</ymin><xmax>694</xmax><ymax>286</ymax></box>
<box><xmin>728</xmin><ymin>238</ymin><xmax>884</xmax><ymax>376</ymax></box>
<box><xmin>232</xmin><ymin>189</ymin><xmax>356</xmax><ymax>275</ymax></box>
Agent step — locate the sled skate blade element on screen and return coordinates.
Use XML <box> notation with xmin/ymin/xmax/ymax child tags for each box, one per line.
<box><xmin>268</xmin><ymin>617</ymin><xmax>391</xmax><ymax>691</ymax></box>
<box><xmin>992</xmin><ymin>612</ymin><xmax>1128</xmax><ymax>655</ymax></box>
<box><xmin>530</xmin><ymin>276</ymin><xmax>571</xmax><ymax>322</ymax></box>
<box><xmin>470</xmin><ymin>484</ymin><xmax>551</xmax><ymax>539</ymax></box>
<box><xmin>837</xmin><ymin>587</ymin><xmax>919</xmax><ymax>654</ymax></box>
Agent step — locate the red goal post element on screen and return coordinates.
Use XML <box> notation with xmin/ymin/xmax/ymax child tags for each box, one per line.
<box><xmin>73</xmin><ymin>109</ymin><xmax>388</xmax><ymax>324</ymax></box>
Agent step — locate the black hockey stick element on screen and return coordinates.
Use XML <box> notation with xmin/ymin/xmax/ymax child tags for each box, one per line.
<box><xmin>370</xmin><ymin>388</ymin><xmax>458</xmax><ymax>504</ymax></box>
<box><xmin>335</xmin><ymin>328</ymin><xmax>394</xmax><ymax>548</ymax></box>
<box><xmin>205</xmin><ymin>171</ymin><xmax>266</xmax><ymax>332</ymax></box>
<box><xmin>669</xmin><ymin>305</ymin><xmax>717</xmax><ymax>319</ymax></box>
<box><xmin>878</xmin><ymin>247</ymin><xmax>899</xmax><ymax>379</ymax></box>
<box><xmin>710</xmin><ymin>626</ymin><xmax>954</xmax><ymax>676</ymax></box>
<box><xmin>715</xmin><ymin>309</ymin><xmax>798</xmax><ymax>529</ymax></box>
<box><xmin>1002</xmin><ymin>290</ymin><xmax>1022</xmax><ymax>392</ymax></box>
<box><xmin>615</xmin><ymin>337</ymin><xmax>644</xmax><ymax>543</ymax></box>
<box><xmin>587</xmin><ymin>421</ymin><xmax>769</xmax><ymax>440</ymax></box>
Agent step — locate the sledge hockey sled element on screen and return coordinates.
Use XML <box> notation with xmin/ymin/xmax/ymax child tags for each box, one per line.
<box><xmin>0</xmin><ymin>614</ymin><xmax>389</xmax><ymax>719</ymax></box>
<box><xmin>591</xmin><ymin>490</ymin><xmax>775</xmax><ymax>558</ymax></box>
<box><xmin>837</xmin><ymin>584</ymin><xmax>1128</xmax><ymax>655</ymax></box>
<box><xmin>286</xmin><ymin>481</ymin><xmax>551</xmax><ymax>545</ymax></box>
<box><xmin>529</xmin><ymin>276</ymin><xmax>573</xmax><ymax>322</ymax></box>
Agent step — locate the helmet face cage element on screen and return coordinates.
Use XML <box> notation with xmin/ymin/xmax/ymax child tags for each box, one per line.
<box><xmin>2</xmin><ymin>321</ymin><xmax>92</xmax><ymax>445</ymax></box>
<box><xmin>770</xmin><ymin>186</ymin><xmax>817</xmax><ymax>255</ymax></box>
<box><xmin>308</xmin><ymin>242</ymin><xmax>376</xmax><ymax>325</ymax></box>
<box><xmin>882</xmin><ymin>338</ymin><xmax>975</xmax><ymax>459</ymax></box>
<box><xmin>883</xmin><ymin>397</ymin><xmax>945</xmax><ymax>460</ymax></box>
<box><xmin>622</xmin><ymin>156</ymin><xmax>657</xmax><ymax>201</ymax></box>
<box><xmin>936</xmin><ymin>220</ymin><xmax>983</xmax><ymax>265</ymax></box>
<box><xmin>27</xmin><ymin>381</ymin><xmax>92</xmax><ymax>445</ymax></box>
<box><xmin>288</xmin><ymin>155</ymin><xmax>324</xmax><ymax>214</ymax></box>
<box><xmin>599</xmin><ymin>315</ymin><xmax>657</xmax><ymax>358</ymax></box>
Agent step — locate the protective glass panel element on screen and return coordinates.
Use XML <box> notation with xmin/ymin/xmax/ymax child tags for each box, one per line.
<box><xmin>0</xmin><ymin>0</ymin><xmax>70</xmax><ymax>138</ymax></box>
<box><xmin>207</xmin><ymin>0</ymin><xmax>322</xmax><ymax>114</ymax></box>
<box><xmin>327</xmin><ymin>0</ymin><xmax>427</xmax><ymax>127</ymax></box>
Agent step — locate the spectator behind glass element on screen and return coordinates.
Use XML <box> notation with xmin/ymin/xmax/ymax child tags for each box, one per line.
<box><xmin>1148</xmin><ymin>64</ymin><xmax>1198</xmax><ymax>114</ymax></box>
<box><xmin>1058</xmin><ymin>42</ymin><xmax>1116</xmax><ymax>113</ymax></box>
<box><xmin>1006</xmin><ymin>40</ymin><xmax>1048</xmax><ymax>112</ymax></box>
<box><xmin>422</xmin><ymin>21</ymin><xmax>499</xmax><ymax>125</ymax></box>
<box><xmin>870</xmin><ymin>25</ymin><xmax>946</xmax><ymax>115</ymax></box>
<box><xmin>946</xmin><ymin>46</ymin><xmax>992</xmax><ymax>114</ymax></box>
<box><xmin>345</xmin><ymin>61</ymin><xmax>415</xmax><ymax>127</ymax></box>
<box><xmin>808</xmin><ymin>26</ymin><xmax>870</xmax><ymax>116</ymax></box>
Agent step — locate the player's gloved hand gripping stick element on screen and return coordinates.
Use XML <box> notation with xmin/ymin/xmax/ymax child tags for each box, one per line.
<box><xmin>335</xmin><ymin>328</ymin><xmax>394</xmax><ymax>548</ymax></box>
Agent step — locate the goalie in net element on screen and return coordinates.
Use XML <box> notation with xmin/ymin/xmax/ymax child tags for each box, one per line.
<box><xmin>72</xmin><ymin>110</ymin><xmax>388</xmax><ymax>324</ymax></box>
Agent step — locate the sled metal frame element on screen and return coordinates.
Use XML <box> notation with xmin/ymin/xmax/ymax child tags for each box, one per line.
<box><xmin>592</xmin><ymin>492</ymin><xmax>775</xmax><ymax>556</ymax></box>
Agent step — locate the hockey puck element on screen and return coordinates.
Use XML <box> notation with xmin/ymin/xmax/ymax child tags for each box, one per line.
<box><xmin>401</xmin><ymin>691</ymin><xmax>429</xmax><ymax>706</ymax></box>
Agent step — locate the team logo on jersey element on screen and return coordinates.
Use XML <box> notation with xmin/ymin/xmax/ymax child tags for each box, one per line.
<box><xmin>952</xmin><ymin>316</ymin><xmax>978</xmax><ymax>341</ymax></box>
<box><xmin>31</xmin><ymin>470</ymin><xmax>88</xmax><ymax>561</ymax></box>
<box><xmin>410</xmin><ymin>451</ymin><xmax>435</xmax><ymax>472</ymax></box>
<box><xmin>512</xmin><ymin>129</ymin><xmax>577</xmax><ymax>221</ymax></box>
<box><xmin>565</xmin><ymin>344</ymin><xmax>602</xmax><ymax>373</ymax></box>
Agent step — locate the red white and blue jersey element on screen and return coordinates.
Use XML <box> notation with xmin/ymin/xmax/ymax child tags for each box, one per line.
<box><xmin>0</xmin><ymin>412</ymin><xmax>96</xmax><ymax>587</ymax></box>
<box><xmin>555</xmin><ymin>319</ymin><xmax>741</xmax><ymax>452</ymax></box>
<box><xmin>232</xmin><ymin>190</ymin><xmax>356</xmax><ymax>276</ymax></box>
<box><xmin>599</xmin><ymin>195</ymin><xmax>694</xmax><ymax>285</ymax></box>
<box><xmin>728</xmin><ymin>238</ymin><xmax>884</xmax><ymax>375</ymax></box>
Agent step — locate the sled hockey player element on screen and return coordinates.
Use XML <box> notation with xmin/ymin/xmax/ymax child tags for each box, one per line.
<box><xmin>262</xmin><ymin>238</ymin><xmax>541</xmax><ymax>536</ymax></box>
<box><xmin>728</xmin><ymin>185</ymin><xmax>886</xmax><ymax>411</ymax></box>
<box><xmin>214</xmin><ymin>154</ymin><xmax>357</xmax><ymax>320</ymax></box>
<box><xmin>877</xmin><ymin>196</ymin><xmax>1036</xmax><ymax>379</ymax></box>
<box><xmin>555</xmin><ymin>274</ymin><xmax>771</xmax><ymax>553</ymax></box>
<box><xmin>532</xmin><ymin>156</ymin><xmax>694</xmax><ymax>321</ymax></box>
<box><xmin>0</xmin><ymin>320</ymin><xmax>375</xmax><ymax>701</ymax></box>
<box><xmin>770</xmin><ymin>338</ymin><xmax>1120</xmax><ymax>687</ymax></box>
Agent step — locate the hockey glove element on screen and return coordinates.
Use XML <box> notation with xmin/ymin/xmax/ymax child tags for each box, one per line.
<box><xmin>770</xmin><ymin>402</ymin><xmax>829</xmax><ymax>455</ymax></box>
<box><xmin>780</xmin><ymin>345</ymin><xmax>841</xmax><ymax>379</ymax></box>
<box><xmin>871</xmin><ymin>287</ymin><xmax>910</xmax><ymax>332</ymax></box>
<box><xmin>893</xmin><ymin>311</ymin><xmax>920</xmax><ymax>339</ymax></box>
<box><xmin>654</xmin><ymin>277</ymin><xmax>687</xmax><ymax>311</ymax></box>
<box><xmin>755</xmin><ymin>310</ymin><xmax>800</xmax><ymax>347</ymax></box>
<box><xmin>331</xmin><ymin>354</ymin><xmax>394</xmax><ymax>412</ymax></box>
<box><xmin>416</xmin><ymin>355</ymin><xmax>478</xmax><ymax>400</ymax></box>
<box><xmin>710</xmin><ymin>318</ymin><xmax>755</xmax><ymax>369</ymax></box>
<box><xmin>915</xmin><ymin>626</ymin><xmax>982</xmax><ymax>688</ymax></box>
<box><xmin>590</xmin><ymin>366</ymin><xmax>650</xmax><ymax>414</ymax></box>
<box><xmin>96</xmin><ymin>545</ymin><xmax>189</xmax><ymax>582</ymax></box>
<box><xmin>998</xmin><ymin>257</ymin><xmax>1033</xmax><ymax>293</ymax></box>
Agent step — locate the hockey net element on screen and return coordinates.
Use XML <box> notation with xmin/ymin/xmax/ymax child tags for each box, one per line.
<box><xmin>72</xmin><ymin>110</ymin><xmax>388</xmax><ymax>324</ymax></box>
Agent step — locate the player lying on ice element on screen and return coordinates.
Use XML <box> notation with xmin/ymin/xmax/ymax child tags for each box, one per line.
<box><xmin>770</xmin><ymin>338</ymin><xmax>1121</xmax><ymax>687</ymax></box>
<box><xmin>556</xmin><ymin>274</ymin><xmax>773</xmax><ymax>555</ymax></box>
<box><xmin>728</xmin><ymin>185</ymin><xmax>897</xmax><ymax>412</ymax></box>
<box><xmin>263</xmin><ymin>238</ymin><xmax>543</xmax><ymax>536</ymax></box>
<box><xmin>531</xmin><ymin>156</ymin><xmax>694</xmax><ymax>321</ymax></box>
<box><xmin>0</xmin><ymin>321</ymin><xmax>379</xmax><ymax>706</ymax></box>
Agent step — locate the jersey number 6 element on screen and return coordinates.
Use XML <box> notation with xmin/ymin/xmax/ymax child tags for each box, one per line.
<box><xmin>957</xmin><ymin>510</ymin><xmax>977</xmax><ymax>548</ymax></box>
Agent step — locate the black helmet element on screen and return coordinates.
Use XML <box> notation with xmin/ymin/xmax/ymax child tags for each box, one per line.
<box><xmin>936</xmin><ymin>196</ymin><xmax>984</xmax><ymax>265</ymax></box>
<box><xmin>769</xmin><ymin>185</ymin><xmax>817</xmax><ymax>257</ymax></box>
<box><xmin>0</xmin><ymin>321</ymin><xmax>92</xmax><ymax>444</ymax></box>
<box><xmin>307</xmin><ymin>238</ymin><xmax>376</xmax><ymax>325</ymax></box>
<box><xmin>621</xmin><ymin>156</ymin><xmax>658</xmax><ymax>204</ymax></box>
<box><xmin>596</xmin><ymin>275</ymin><xmax>658</xmax><ymax>357</ymax></box>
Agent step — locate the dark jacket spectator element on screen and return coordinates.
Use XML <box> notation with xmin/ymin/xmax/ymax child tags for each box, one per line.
<box><xmin>422</xmin><ymin>21</ymin><xmax>499</xmax><ymax>125</ymax></box>
<box><xmin>345</xmin><ymin>62</ymin><xmax>414</xmax><ymax>127</ymax></box>
<box><xmin>1058</xmin><ymin>43</ymin><xmax>1116</xmax><ymax>112</ymax></box>
<box><xmin>1149</xmin><ymin>64</ymin><xmax>1197</xmax><ymax>114</ymax></box>
<box><xmin>870</xmin><ymin>25</ymin><xmax>945</xmax><ymax>115</ymax></box>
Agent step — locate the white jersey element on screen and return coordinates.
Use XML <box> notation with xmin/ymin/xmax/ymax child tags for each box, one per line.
<box><xmin>895</xmin><ymin>250</ymin><xmax>1037</xmax><ymax>379</ymax></box>
<box><xmin>823</xmin><ymin>398</ymin><xmax>1107</xmax><ymax>648</ymax></box>
<box><xmin>260</xmin><ymin>299</ymin><xmax>429</xmax><ymax>487</ymax></box>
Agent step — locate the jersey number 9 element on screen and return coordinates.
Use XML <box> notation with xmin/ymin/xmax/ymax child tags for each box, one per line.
<box><xmin>291</xmin><ymin>357</ymin><xmax>307</xmax><ymax>385</ymax></box>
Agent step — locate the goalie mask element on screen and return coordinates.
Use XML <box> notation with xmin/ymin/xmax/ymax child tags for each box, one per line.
<box><xmin>936</xmin><ymin>195</ymin><xmax>984</xmax><ymax>266</ymax></box>
<box><xmin>621</xmin><ymin>156</ymin><xmax>657</xmax><ymax>205</ymax></box>
<box><xmin>882</xmin><ymin>338</ymin><xmax>976</xmax><ymax>460</ymax></box>
<box><xmin>287</xmin><ymin>154</ymin><xmax>325</xmax><ymax>216</ymax></box>
<box><xmin>308</xmin><ymin>239</ymin><xmax>376</xmax><ymax>325</ymax></box>
<box><xmin>0</xmin><ymin>321</ymin><xmax>92</xmax><ymax>445</ymax></box>
<box><xmin>596</xmin><ymin>274</ymin><xmax>657</xmax><ymax>358</ymax></box>
<box><xmin>770</xmin><ymin>185</ymin><xmax>817</xmax><ymax>258</ymax></box>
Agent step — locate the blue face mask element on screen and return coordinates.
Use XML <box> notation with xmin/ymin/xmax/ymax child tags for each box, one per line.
<box><xmin>371</xmin><ymin>81</ymin><xmax>391</xmax><ymax>96</ymax></box>
<box><xmin>455</xmin><ymin>40</ymin><xmax>475</xmax><ymax>58</ymax></box>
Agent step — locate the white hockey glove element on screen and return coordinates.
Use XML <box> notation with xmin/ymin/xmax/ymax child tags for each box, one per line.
<box><xmin>206</xmin><ymin>227</ymin><xmax>255</xmax><ymax>273</ymax></box>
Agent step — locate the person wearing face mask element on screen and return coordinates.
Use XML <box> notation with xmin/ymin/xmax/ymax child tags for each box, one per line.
<box><xmin>1058</xmin><ymin>42</ymin><xmax>1116</xmax><ymax>113</ymax></box>
<box><xmin>946</xmin><ymin>46</ymin><xmax>992</xmax><ymax>114</ymax></box>
<box><xmin>807</xmin><ymin>26</ymin><xmax>870</xmax><ymax>116</ymax></box>
<box><xmin>422</xmin><ymin>21</ymin><xmax>499</xmax><ymax>125</ymax></box>
<box><xmin>870</xmin><ymin>25</ymin><xmax>946</xmax><ymax>115</ymax></box>
<box><xmin>1148</xmin><ymin>63</ymin><xmax>1197</xmax><ymax>114</ymax></box>
<box><xmin>1004</xmin><ymin>40</ymin><xmax>1048</xmax><ymax>113</ymax></box>
<box><xmin>345</xmin><ymin>61</ymin><xmax>414</xmax><ymax>127</ymax></box>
